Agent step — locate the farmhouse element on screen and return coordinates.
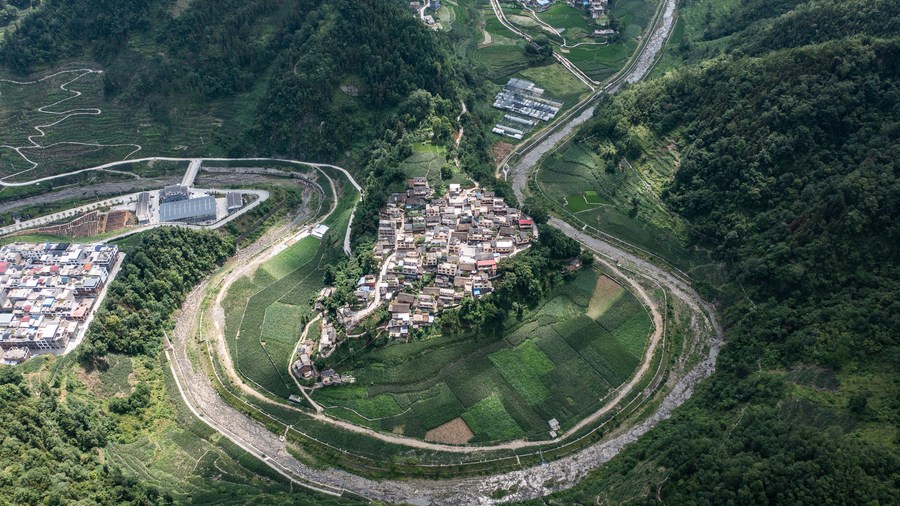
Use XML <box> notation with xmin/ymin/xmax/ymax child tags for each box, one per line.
<box><xmin>292</xmin><ymin>353</ymin><xmax>316</xmax><ymax>380</ymax></box>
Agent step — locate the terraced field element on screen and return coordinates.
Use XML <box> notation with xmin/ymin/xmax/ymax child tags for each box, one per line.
<box><xmin>537</xmin><ymin>136</ymin><xmax>729</xmax><ymax>288</ymax></box>
<box><xmin>223</xmin><ymin>236</ymin><xmax>325</xmax><ymax>398</ymax></box>
<box><xmin>546</xmin><ymin>0</ymin><xmax>658</xmax><ymax>82</ymax></box>
<box><xmin>399</xmin><ymin>142</ymin><xmax>470</xmax><ymax>187</ymax></box>
<box><xmin>106</xmin><ymin>366</ymin><xmax>344</xmax><ymax>505</ymax></box>
<box><xmin>312</xmin><ymin>267</ymin><xmax>652</xmax><ymax>443</ymax></box>
<box><xmin>0</xmin><ymin>66</ymin><xmax>244</xmax><ymax>182</ymax></box>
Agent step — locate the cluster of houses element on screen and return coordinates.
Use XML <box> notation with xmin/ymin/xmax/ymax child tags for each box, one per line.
<box><xmin>564</xmin><ymin>0</ymin><xmax>608</xmax><ymax>19</ymax></box>
<box><xmin>522</xmin><ymin>0</ymin><xmax>608</xmax><ymax>19</ymax></box>
<box><xmin>355</xmin><ymin>178</ymin><xmax>533</xmax><ymax>338</ymax></box>
<box><xmin>291</xmin><ymin>337</ymin><xmax>352</xmax><ymax>387</ymax></box>
<box><xmin>0</xmin><ymin>242</ymin><xmax>120</xmax><ymax>353</ymax></box>
<box><xmin>410</xmin><ymin>0</ymin><xmax>441</xmax><ymax>27</ymax></box>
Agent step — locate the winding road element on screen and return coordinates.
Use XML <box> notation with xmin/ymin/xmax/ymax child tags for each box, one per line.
<box><xmin>0</xmin><ymin>68</ymin><xmax>142</xmax><ymax>181</ymax></box>
<box><xmin>161</xmin><ymin>0</ymin><xmax>720</xmax><ymax>502</ymax></box>
<box><xmin>4</xmin><ymin>0</ymin><xmax>720</xmax><ymax>502</ymax></box>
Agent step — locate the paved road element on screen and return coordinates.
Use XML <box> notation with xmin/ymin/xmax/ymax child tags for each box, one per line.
<box><xmin>167</xmin><ymin>189</ymin><xmax>722</xmax><ymax>505</ymax></box>
<box><xmin>347</xmin><ymin>252</ymin><xmax>394</xmax><ymax>326</ymax></box>
<box><xmin>5</xmin><ymin>1</ymin><xmax>710</xmax><ymax>502</ymax></box>
<box><xmin>0</xmin><ymin>68</ymin><xmax>142</xmax><ymax>182</ymax></box>
<box><xmin>487</xmin><ymin>0</ymin><xmax>596</xmax><ymax>89</ymax></box>
<box><xmin>0</xmin><ymin>188</ymin><xmax>269</xmax><ymax>237</ymax></box>
<box><xmin>181</xmin><ymin>158</ymin><xmax>201</xmax><ymax>187</ymax></box>
<box><xmin>158</xmin><ymin>0</ymin><xmax>724</xmax><ymax>502</ymax></box>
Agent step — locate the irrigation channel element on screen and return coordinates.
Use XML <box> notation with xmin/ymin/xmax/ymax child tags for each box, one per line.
<box><xmin>6</xmin><ymin>0</ymin><xmax>720</xmax><ymax>502</ymax></box>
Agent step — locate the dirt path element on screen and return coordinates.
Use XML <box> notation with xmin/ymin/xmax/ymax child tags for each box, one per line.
<box><xmin>161</xmin><ymin>0</ymin><xmax>711</xmax><ymax>500</ymax></box>
<box><xmin>288</xmin><ymin>314</ymin><xmax>324</xmax><ymax>412</ymax></box>
<box><xmin>487</xmin><ymin>0</ymin><xmax>597</xmax><ymax>89</ymax></box>
<box><xmin>167</xmin><ymin>208</ymin><xmax>721</xmax><ymax>504</ymax></box>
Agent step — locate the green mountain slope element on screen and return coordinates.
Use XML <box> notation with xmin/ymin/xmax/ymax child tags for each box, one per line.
<box><xmin>528</xmin><ymin>1</ymin><xmax>899</xmax><ymax>503</ymax></box>
<box><xmin>0</xmin><ymin>0</ymin><xmax>462</xmax><ymax>161</ymax></box>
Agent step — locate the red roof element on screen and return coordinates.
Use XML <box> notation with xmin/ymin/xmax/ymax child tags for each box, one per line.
<box><xmin>0</xmin><ymin>262</ymin><xmax>8</xmax><ymax>274</ymax></box>
<box><xmin>518</xmin><ymin>218</ymin><xmax>533</xmax><ymax>227</ymax></box>
<box><xmin>477</xmin><ymin>259</ymin><xmax>497</xmax><ymax>267</ymax></box>
<box><xmin>49</xmin><ymin>265</ymin><xmax>60</xmax><ymax>273</ymax></box>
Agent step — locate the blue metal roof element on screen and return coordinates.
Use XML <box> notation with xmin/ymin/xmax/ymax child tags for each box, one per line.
<box><xmin>159</xmin><ymin>196</ymin><xmax>217</xmax><ymax>222</ymax></box>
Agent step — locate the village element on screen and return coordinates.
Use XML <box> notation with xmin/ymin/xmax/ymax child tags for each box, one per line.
<box><xmin>291</xmin><ymin>177</ymin><xmax>535</xmax><ymax>388</ymax></box>
<box><xmin>0</xmin><ymin>242</ymin><xmax>122</xmax><ymax>364</ymax></box>
<box><xmin>361</xmin><ymin>177</ymin><xmax>533</xmax><ymax>337</ymax></box>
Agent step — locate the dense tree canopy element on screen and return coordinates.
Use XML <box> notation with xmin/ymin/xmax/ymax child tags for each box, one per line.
<box><xmin>0</xmin><ymin>367</ymin><xmax>169</xmax><ymax>505</ymax></box>
<box><xmin>80</xmin><ymin>228</ymin><xmax>234</xmax><ymax>360</ymax></box>
<box><xmin>539</xmin><ymin>2</ymin><xmax>899</xmax><ymax>502</ymax></box>
<box><xmin>594</xmin><ymin>38</ymin><xmax>899</xmax><ymax>366</ymax></box>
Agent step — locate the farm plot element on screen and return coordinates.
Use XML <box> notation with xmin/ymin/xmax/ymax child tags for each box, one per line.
<box><xmin>489</xmin><ymin>341</ymin><xmax>555</xmax><ymax>405</ymax></box>
<box><xmin>399</xmin><ymin>144</ymin><xmax>471</xmax><ymax>188</ymax></box>
<box><xmin>462</xmin><ymin>394</ymin><xmax>524</xmax><ymax>442</ymax></box>
<box><xmin>536</xmin><ymin>3</ymin><xmax>592</xmax><ymax>37</ymax></box>
<box><xmin>223</xmin><ymin>236</ymin><xmax>325</xmax><ymax>398</ymax></box>
<box><xmin>552</xmin><ymin>0</ymin><xmax>658</xmax><ymax>81</ymax></box>
<box><xmin>516</xmin><ymin>63</ymin><xmax>592</xmax><ymax>105</ymax></box>
<box><xmin>314</xmin><ymin>267</ymin><xmax>652</xmax><ymax>442</ymax></box>
<box><xmin>587</xmin><ymin>273</ymin><xmax>624</xmax><ymax>318</ymax></box>
<box><xmin>425</xmin><ymin>417</ymin><xmax>475</xmax><ymax>444</ymax></box>
<box><xmin>537</xmin><ymin>138</ymin><xmax>724</xmax><ymax>278</ymax></box>
<box><xmin>104</xmin><ymin>369</ymin><xmax>315</xmax><ymax>505</ymax></box>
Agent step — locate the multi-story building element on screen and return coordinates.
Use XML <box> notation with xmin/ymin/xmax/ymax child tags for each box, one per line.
<box><xmin>0</xmin><ymin>242</ymin><xmax>120</xmax><ymax>353</ymax></box>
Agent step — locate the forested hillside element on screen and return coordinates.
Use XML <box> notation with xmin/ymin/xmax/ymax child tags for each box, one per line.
<box><xmin>533</xmin><ymin>1</ymin><xmax>899</xmax><ymax>503</ymax></box>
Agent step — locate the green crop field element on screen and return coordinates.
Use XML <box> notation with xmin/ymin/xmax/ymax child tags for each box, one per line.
<box><xmin>399</xmin><ymin>144</ymin><xmax>471</xmax><ymax>188</ymax></box>
<box><xmin>219</xmin><ymin>170</ymin><xmax>355</xmax><ymax>401</ymax></box>
<box><xmin>261</xmin><ymin>238</ymin><xmax>320</xmax><ymax>280</ymax></box>
<box><xmin>489</xmin><ymin>341</ymin><xmax>556</xmax><ymax>405</ymax></box>
<box><xmin>537</xmin><ymin>3</ymin><xmax>592</xmax><ymax>36</ymax></box>
<box><xmin>550</xmin><ymin>0</ymin><xmax>658</xmax><ymax>81</ymax></box>
<box><xmin>516</xmin><ymin>62</ymin><xmax>591</xmax><ymax>104</ymax></box>
<box><xmin>312</xmin><ymin>267</ymin><xmax>653</xmax><ymax>442</ymax></box>
<box><xmin>462</xmin><ymin>394</ymin><xmax>524</xmax><ymax>442</ymax></box>
<box><xmin>536</xmin><ymin>139</ymin><xmax>728</xmax><ymax>287</ymax></box>
<box><xmin>224</xmin><ymin>236</ymin><xmax>325</xmax><ymax>398</ymax></box>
